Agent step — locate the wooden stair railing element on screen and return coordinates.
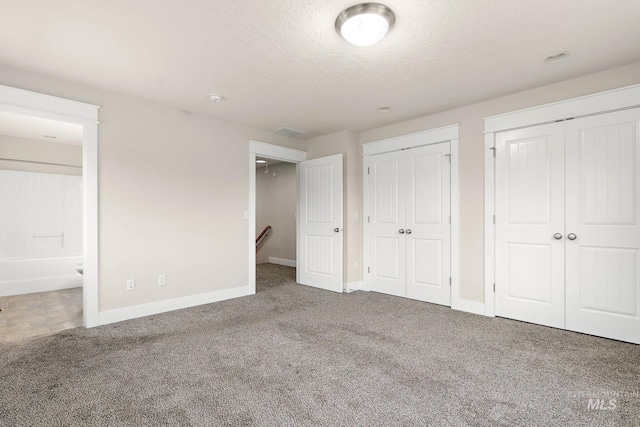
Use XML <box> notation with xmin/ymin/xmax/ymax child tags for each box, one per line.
<box><xmin>256</xmin><ymin>225</ymin><xmax>272</xmax><ymax>248</ymax></box>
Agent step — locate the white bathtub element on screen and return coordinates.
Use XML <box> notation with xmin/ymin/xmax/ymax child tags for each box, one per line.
<box><xmin>0</xmin><ymin>256</ymin><xmax>83</xmax><ymax>297</ymax></box>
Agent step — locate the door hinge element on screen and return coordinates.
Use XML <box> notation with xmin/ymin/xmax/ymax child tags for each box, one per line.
<box><xmin>367</xmin><ymin>216</ymin><xmax>370</xmax><ymax>223</ymax></box>
<box><xmin>367</xmin><ymin>167</ymin><xmax>370</xmax><ymax>175</ymax></box>
<box><xmin>490</xmin><ymin>147</ymin><xmax>496</xmax><ymax>158</ymax></box>
<box><xmin>493</xmin><ymin>214</ymin><xmax>495</xmax><ymax>224</ymax></box>
<box><xmin>493</xmin><ymin>283</ymin><xmax>496</xmax><ymax>292</ymax></box>
<box><xmin>449</xmin><ymin>277</ymin><xmax>452</xmax><ymax>286</ymax></box>
<box><xmin>368</xmin><ymin>267</ymin><xmax>370</xmax><ymax>273</ymax></box>
<box><xmin>449</xmin><ymin>215</ymin><xmax>451</xmax><ymax>224</ymax></box>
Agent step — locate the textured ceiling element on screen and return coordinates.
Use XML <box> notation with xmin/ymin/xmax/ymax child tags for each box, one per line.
<box><xmin>0</xmin><ymin>0</ymin><xmax>639</xmax><ymax>139</ymax></box>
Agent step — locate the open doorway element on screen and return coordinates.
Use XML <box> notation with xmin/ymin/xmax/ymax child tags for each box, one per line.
<box><xmin>0</xmin><ymin>111</ymin><xmax>84</xmax><ymax>340</ymax></box>
<box><xmin>248</xmin><ymin>141</ymin><xmax>306</xmax><ymax>294</ymax></box>
<box><xmin>255</xmin><ymin>157</ymin><xmax>297</xmax><ymax>293</ymax></box>
<box><xmin>0</xmin><ymin>85</ymin><xmax>99</xmax><ymax>330</ymax></box>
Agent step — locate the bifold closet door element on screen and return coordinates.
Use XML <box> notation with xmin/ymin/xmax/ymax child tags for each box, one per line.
<box><xmin>495</xmin><ymin>123</ymin><xmax>566</xmax><ymax>329</ymax></box>
<box><xmin>565</xmin><ymin>108</ymin><xmax>640</xmax><ymax>344</ymax></box>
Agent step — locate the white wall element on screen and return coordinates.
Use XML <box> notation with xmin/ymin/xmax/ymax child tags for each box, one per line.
<box><xmin>0</xmin><ymin>62</ymin><xmax>301</xmax><ymax>316</ymax></box>
<box><xmin>255</xmin><ymin>162</ymin><xmax>296</xmax><ymax>264</ymax></box>
<box><xmin>359</xmin><ymin>61</ymin><xmax>640</xmax><ymax>302</ymax></box>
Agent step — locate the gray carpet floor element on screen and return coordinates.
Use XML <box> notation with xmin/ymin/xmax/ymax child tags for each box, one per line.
<box><xmin>1</xmin><ymin>263</ymin><xmax>638</xmax><ymax>426</ymax></box>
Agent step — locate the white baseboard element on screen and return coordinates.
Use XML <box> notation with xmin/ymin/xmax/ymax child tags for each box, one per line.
<box><xmin>452</xmin><ymin>298</ymin><xmax>487</xmax><ymax>316</ymax></box>
<box><xmin>98</xmin><ymin>285</ymin><xmax>253</xmax><ymax>326</ymax></box>
<box><xmin>268</xmin><ymin>257</ymin><xmax>296</xmax><ymax>268</ymax></box>
<box><xmin>0</xmin><ymin>275</ymin><xmax>82</xmax><ymax>297</ymax></box>
<box><xmin>344</xmin><ymin>281</ymin><xmax>363</xmax><ymax>292</ymax></box>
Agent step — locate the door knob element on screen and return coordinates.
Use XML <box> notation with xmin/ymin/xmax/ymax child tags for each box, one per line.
<box><xmin>567</xmin><ymin>233</ymin><xmax>577</xmax><ymax>240</ymax></box>
<box><xmin>398</xmin><ymin>229</ymin><xmax>405</xmax><ymax>234</ymax></box>
<box><xmin>553</xmin><ymin>233</ymin><xmax>563</xmax><ymax>240</ymax></box>
<box><xmin>406</xmin><ymin>229</ymin><xmax>412</xmax><ymax>234</ymax></box>
<box><xmin>334</xmin><ymin>228</ymin><xmax>340</xmax><ymax>232</ymax></box>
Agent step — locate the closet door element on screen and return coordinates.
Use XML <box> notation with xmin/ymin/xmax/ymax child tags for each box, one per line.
<box><xmin>565</xmin><ymin>108</ymin><xmax>640</xmax><ymax>344</ymax></box>
<box><xmin>405</xmin><ymin>143</ymin><xmax>451</xmax><ymax>305</ymax></box>
<box><xmin>495</xmin><ymin>123</ymin><xmax>565</xmax><ymax>328</ymax></box>
<box><xmin>369</xmin><ymin>151</ymin><xmax>405</xmax><ymax>297</ymax></box>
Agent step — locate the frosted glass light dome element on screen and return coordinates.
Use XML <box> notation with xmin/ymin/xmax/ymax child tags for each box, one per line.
<box><xmin>336</xmin><ymin>4</ymin><xmax>395</xmax><ymax>47</ymax></box>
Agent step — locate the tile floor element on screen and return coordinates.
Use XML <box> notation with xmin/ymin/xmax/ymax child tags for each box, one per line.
<box><xmin>0</xmin><ymin>288</ymin><xmax>82</xmax><ymax>342</ymax></box>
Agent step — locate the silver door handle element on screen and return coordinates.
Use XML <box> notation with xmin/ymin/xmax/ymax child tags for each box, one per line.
<box><xmin>405</xmin><ymin>229</ymin><xmax>412</xmax><ymax>234</ymax></box>
<box><xmin>334</xmin><ymin>228</ymin><xmax>340</xmax><ymax>232</ymax></box>
<box><xmin>553</xmin><ymin>233</ymin><xmax>563</xmax><ymax>240</ymax></box>
<box><xmin>567</xmin><ymin>233</ymin><xmax>577</xmax><ymax>240</ymax></box>
<box><xmin>398</xmin><ymin>229</ymin><xmax>405</xmax><ymax>234</ymax></box>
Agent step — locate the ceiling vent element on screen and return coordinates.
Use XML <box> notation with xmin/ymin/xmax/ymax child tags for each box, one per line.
<box><xmin>276</xmin><ymin>127</ymin><xmax>304</xmax><ymax>138</ymax></box>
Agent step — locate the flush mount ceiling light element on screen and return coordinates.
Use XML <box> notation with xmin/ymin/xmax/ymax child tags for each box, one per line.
<box><xmin>209</xmin><ymin>93</ymin><xmax>223</xmax><ymax>102</ymax></box>
<box><xmin>544</xmin><ymin>51</ymin><xmax>570</xmax><ymax>64</ymax></box>
<box><xmin>335</xmin><ymin>3</ymin><xmax>395</xmax><ymax>47</ymax></box>
<box><xmin>377</xmin><ymin>106</ymin><xmax>391</xmax><ymax>113</ymax></box>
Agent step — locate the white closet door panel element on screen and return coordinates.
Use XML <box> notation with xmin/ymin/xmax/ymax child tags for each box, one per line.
<box><xmin>369</xmin><ymin>152</ymin><xmax>405</xmax><ymax>296</ymax></box>
<box><xmin>298</xmin><ymin>154</ymin><xmax>343</xmax><ymax>293</ymax></box>
<box><xmin>406</xmin><ymin>143</ymin><xmax>451</xmax><ymax>305</ymax></box>
<box><xmin>495</xmin><ymin>123</ymin><xmax>565</xmax><ymax>328</ymax></box>
<box><xmin>565</xmin><ymin>108</ymin><xmax>640</xmax><ymax>344</ymax></box>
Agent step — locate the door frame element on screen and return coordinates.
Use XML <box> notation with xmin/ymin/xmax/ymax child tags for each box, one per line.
<box><xmin>483</xmin><ymin>83</ymin><xmax>640</xmax><ymax>317</ymax></box>
<box><xmin>0</xmin><ymin>85</ymin><xmax>100</xmax><ymax>327</ymax></box>
<box><xmin>248</xmin><ymin>141</ymin><xmax>306</xmax><ymax>294</ymax></box>
<box><xmin>362</xmin><ymin>124</ymin><xmax>461</xmax><ymax>310</ymax></box>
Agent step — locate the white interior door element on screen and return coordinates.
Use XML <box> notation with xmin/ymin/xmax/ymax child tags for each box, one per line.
<box><xmin>565</xmin><ymin>108</ymin><xmax>640</xmax><ymax>344</ymax></box>
<box><xmin>405</xmin><ymin>143</ymin><xmax>451</xmax><ymax>306</ymax></box>
<box><xmin>369</xmin><ymin>143</ymin><xmax>451</xmax><ymax>305</ymax></box>
<box><xmin>495</xmin><ymin>123</ymin><xmax>565</xmax><ymax>328</ymax></box>
<box><xmin>369</xmin><ymin>151</ymin><xmax>405</xmax><ymax>297</ymax></box>
<box><xmin>297</xmin><ymin>154</ymin><xmax>343</xmax><ymax>293</ymax></box>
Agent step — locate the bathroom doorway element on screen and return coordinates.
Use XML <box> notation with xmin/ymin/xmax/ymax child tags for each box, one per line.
<box><xmin>0</xmin><ymin>84</ymin><xmax>99</xmax><ymax>333</ymax></box>
<box><xmin>0</xmin><ymin>111</ymin><xmax>84</xmax><ymax>340</ymax></box>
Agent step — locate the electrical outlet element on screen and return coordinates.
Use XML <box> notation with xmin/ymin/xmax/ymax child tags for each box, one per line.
<box><xmin>158</xmin><ymin>274</ymin><xmax>166</xmax><ymax>286</ymax></box>
<box><xmin>126</xmin><ymin>279</ymin><xmax>135</xmax><ymax>291</ymax></box>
